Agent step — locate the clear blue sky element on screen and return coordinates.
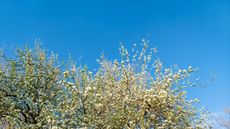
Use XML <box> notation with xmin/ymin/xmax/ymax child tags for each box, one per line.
<box><xmin>0</xmin><ymin>0</ymin><xmax>229</xmax><ymax>112</ymax></box>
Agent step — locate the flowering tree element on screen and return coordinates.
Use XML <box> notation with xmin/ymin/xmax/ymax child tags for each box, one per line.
<box><xmin>0</xmin><ymin>41</ymin><xmax>209</xmax><ymax>128</ymax></box>
<box><xmin>0</xmin><ymin>45</ymin><xmax>64</xmax><ymax>128</ymax></box>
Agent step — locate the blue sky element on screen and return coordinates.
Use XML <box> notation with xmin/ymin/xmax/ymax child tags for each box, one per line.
<box><xmin>0</xmin><ymin>0</ymin><xmax>229</xmax><ymax>112</ymax></box>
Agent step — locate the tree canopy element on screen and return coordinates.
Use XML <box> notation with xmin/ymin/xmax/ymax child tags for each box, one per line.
<box><xmin>0</xmin><ymin>42</ymin><xmax>210</xmax><ymax>129</ymax></box>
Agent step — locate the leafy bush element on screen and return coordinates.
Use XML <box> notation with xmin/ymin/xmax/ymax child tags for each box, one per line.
<box><xmin>0</xmin><ymin>41</ymin><xmax>209</xmax><ymax>129</ymax></box>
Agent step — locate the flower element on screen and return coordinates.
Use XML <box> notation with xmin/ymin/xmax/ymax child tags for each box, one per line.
<box><xmin>159</xmin><ymin>90</ymin><xmax>167</xmax><ymax>98</ymax></box>
<box><xmin>63</xmin><ymin>71</ymin><xmax>69</xmax><ymax>78</ymax></box>
<box><xmin>173</xmin><ymin>74</ymin><xmax>180</xmax><ymax>80</ymax></box>
<box><xmin>166</xmin><ymin>78</ymin><xmax>173</xmax><ymax>84</ymax></box>
<box><xmin>178</xmin><ymin>106</ymin><xmax>183</xmax><ymax>111</ymax></box>
<box><xmin>95</xmin><ymin>103</ymin><xmax>103</xmax><ymax>109</ymax></box>
<box><xmin>47</xmin><ymin>118</ymin><xmax>51</xmax><ymax>123</ymax></box>
<box><xmin>71</xmin><ymin>64</ymin><xmax>77</xmax><ymax>74</ymax></box>
<box><xmin>153</xmin><ymin>47</ymin><xmax>158</xmax><ymax>53</ymax></box>
<box><xmin>51</xmin><ymin>126</ymin><xmax>58</xmax><ymax>129</ymax></box>
<box><xmin>85</xmin><ymin>87</ymin><xmax>92</xmax><ymax>92</ymax></box>
<box><xmin>39</xmin><ymin>52</ymin><xmax>45</xmax><ymax>61</ymax></box>
<box><xmin>96</xmin><ymin>93</ymin><xmax>101</xmax><ymax>97</ymax></box>
<box><xmin>188</xmin><ymin>66</ymin><xmax>193</xmax><ymax>73</ymax></box>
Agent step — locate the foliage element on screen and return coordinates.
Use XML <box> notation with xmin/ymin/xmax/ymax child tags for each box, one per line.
<box><xmin>0</xmin><ymin>41</ymin><xmax>209</xmax><ymax>129</ymax></box>
<box><xmin>0</xmin><ymin>45</ymin><xmax>63</xmax><ymax>128</ymax></box>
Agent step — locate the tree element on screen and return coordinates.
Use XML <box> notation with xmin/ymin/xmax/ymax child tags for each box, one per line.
<box><xmin>0</xmin><ymin>44</ymin><xmax>64</xmax><ymax>128</ymax></box>
<box><xmin>0</xmin><ymin>41</ymin><xmax>209</xmax><ymax>129</ymax></box>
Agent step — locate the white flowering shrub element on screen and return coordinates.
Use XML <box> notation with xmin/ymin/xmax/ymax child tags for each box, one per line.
<box><xmin>0</xmin><ymin>41</ymin><xmax>210</xmax><ymax>129</ymax></box>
